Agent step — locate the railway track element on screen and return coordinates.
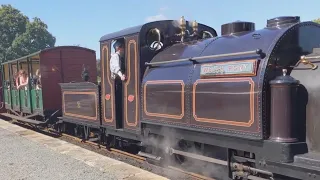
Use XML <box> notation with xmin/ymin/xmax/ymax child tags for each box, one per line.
<box><xmin>4</xmin><ymin>118</ymin><xmax>216</xmax><ymax>180</ymax></box>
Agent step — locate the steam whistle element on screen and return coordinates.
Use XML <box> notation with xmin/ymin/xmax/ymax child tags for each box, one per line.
<box><xmin>177</xmin><ymin>16</ymin><xmax>199</xmax><ymax>42</ymax></box>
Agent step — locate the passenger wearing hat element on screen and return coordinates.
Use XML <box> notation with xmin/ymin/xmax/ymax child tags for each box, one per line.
<box><xmin>110</xmin><ymin>40</ymin><xmax>126</xmax><ymax>81</ymax></box>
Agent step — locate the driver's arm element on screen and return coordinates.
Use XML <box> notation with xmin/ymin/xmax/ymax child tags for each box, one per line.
<box><xmin>110</xmin><ymin>54</ymin><xmax>124</xmax><ymax>78</ymax></box>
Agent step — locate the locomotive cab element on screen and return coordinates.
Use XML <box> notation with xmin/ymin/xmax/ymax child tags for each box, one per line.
<box><xmin>99</xmin><ymin>19</ymin><xmax>217</xmax><ymax>134</ymax></box>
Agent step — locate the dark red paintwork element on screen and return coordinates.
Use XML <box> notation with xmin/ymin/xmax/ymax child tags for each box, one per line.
<box><xmin>40</xmin><ymin>46</ymin><xmax>97</xmax><ymax>111</ymax></box>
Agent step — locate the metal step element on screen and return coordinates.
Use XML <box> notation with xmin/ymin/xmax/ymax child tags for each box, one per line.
<box><xmin>1</xmin><ymin>113</ymin><xmax>44</xmax><ymax>125</ymax></box>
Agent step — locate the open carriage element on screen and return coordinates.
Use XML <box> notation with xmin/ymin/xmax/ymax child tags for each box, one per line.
<box><xmin>1</xmin><ymin>46</ymin><xmax>97</xmax><ymax>125</ymax></box>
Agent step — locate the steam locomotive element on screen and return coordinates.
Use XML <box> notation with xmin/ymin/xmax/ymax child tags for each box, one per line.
<box><xmin>2</xmin><ymin>15</ymin><xmax>320</xmax><ymax>180</ymax></box>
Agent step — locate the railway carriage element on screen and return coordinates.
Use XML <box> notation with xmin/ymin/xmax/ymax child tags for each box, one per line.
<box><xmin>1</xmin><ymin>46</ymin><xmax>97</xmax><ymax>125</ymax></box>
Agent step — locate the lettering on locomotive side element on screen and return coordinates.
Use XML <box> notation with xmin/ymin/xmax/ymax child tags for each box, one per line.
<box><xmin>200</xmin><ymin>59</ymin><xmax>257</xmax><ymax>78</ymax></box>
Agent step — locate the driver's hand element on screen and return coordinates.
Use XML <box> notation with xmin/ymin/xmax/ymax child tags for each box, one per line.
<box><xmin>121</xmin><ymin>74</ymin><xmax>126</xmax><ymax>81</ymax></box>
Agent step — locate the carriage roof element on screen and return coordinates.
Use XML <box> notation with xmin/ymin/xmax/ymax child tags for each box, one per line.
<box><xmin>2</xmin><ymin>46</ymin><xmax>95</xmax><ymax>65</ymax></box>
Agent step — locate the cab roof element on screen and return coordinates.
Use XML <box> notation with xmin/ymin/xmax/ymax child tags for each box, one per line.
<box><xmin>99</xmin><ymin>20</ymin><xmax>217</xmax><ymax>42</ymax></box>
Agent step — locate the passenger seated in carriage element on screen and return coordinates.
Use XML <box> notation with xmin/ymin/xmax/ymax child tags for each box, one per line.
<box><xmin>15</xmin><ymin>69</ymin><xmax>29</xmax><ymax>90</ymax></box>
<box><xmin>35</xmin><ymin>69</ymin><xmax>41</xmax><ymax>90</ymax></box>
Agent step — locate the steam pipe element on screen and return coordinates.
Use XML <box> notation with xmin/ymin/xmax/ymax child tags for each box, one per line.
<box><xmin>145</xmin><ymin>49</ymin><xmax>263</xmax><ymax>66</ymax></box>
<box><xmin>168</xmin><ymin>147</ymin><xmax>228</xmax><ymax>166</ymax></box>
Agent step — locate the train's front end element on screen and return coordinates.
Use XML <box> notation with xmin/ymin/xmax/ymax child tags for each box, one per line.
<box><xmin>141</xmin><ymin>15</ymin><xmax>320</xmax><ymax>179</ymax></box>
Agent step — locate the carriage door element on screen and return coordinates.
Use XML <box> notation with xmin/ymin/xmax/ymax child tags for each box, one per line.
<box><xmin>3</xmin><ymin>64</ymin><xmax>11</xmax><ymax>109</ymax></box>
<box><xmin>123</xmin><ymin>35</ymin><xmax>140</xmax><ymax>131</ymax></box>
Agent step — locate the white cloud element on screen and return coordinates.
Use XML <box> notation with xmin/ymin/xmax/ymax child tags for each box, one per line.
<box><xmin>145</xmin><ymin>14</ymin><xmax>167</xmax><ymax>22</ymax></box>
<box><xmin>144</xmin><ymin>7</ymin><xmax>169</xmax><ymax>22</ymax></box>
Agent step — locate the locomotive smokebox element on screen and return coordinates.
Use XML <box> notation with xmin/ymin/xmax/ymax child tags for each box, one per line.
<box><xmin>266</xmin><ymin>16</ymin><xmax>300</xmax><ymax>28</ymax></box>
<box><xmin>269</xmin><ymin>69</ymin><xmax>299</xmax><ymax>143</ymax></box>
<box><xmin>221</xmin><ymin>21</ymin><xmax>255</xmax><ymax>36</ymax></box>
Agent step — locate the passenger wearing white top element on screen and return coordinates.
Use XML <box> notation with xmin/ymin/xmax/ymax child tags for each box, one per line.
<box><xmin>110</xmin><ymin>41</ymin><xmax>126</xmax><ymax>81</ymax></box>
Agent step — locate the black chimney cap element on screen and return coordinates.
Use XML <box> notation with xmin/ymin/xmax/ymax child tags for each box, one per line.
<box><xmin>221</xmin><ymin>21</ymin><xmax>255</xmax><ymax>36</ymax></box>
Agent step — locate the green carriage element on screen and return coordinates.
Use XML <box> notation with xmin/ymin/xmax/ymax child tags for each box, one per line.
<box><xmin>2</xmin><ymin>52</ymin><xmax>43</xmax><ymax>117</ymax></box>
<box><xmin>1</xmin><ymin>46</ymin><xmax>97</xmax><ymax>125</ymax></box>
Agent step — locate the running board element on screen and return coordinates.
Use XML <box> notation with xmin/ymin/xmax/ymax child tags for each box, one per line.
<box><xmin>1</xmin><ymin>113</ymin><xmax>45</xmax><ymax>125</ymax></box>
<box><xmin>138</xmin><ymin>151</ymin><xmax>162</xmax><ymax>161</ymax></box>
<box><xmin>167</xmin><ymin>148</ymin><xmax>228</xmax><ymax>166</ymax></box>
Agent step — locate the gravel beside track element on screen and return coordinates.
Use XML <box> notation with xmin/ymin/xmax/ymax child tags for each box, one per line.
<box><xmin>0</xmin><ymin>119</ymin><xmax>168</xmax><ymax>180</ymax></box>
<box><xmin>0</xmin><ymin>127</ymin><xmax>122</xmax><ymax>180</ymax></box>
<box><xmin>0</xmin><ymin>119</ymin><xmax>215</xmax><ymax>180</ymax></box>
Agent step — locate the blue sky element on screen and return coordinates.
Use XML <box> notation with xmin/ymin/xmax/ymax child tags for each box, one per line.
<box><xmin>1</xmin><ymin>0</ymin><xmax>320</xmax><ymax>58</ymax></box>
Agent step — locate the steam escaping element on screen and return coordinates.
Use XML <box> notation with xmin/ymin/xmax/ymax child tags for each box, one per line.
<box><xmin>145</xmin><ymin>6</ymin><xmax>169</xmax><ymax>23</ymax></box>
<box><xmin>141</xmin><ymin>125</ymin><xmax>228</xmax><ymax>179</ymax></box>
<box><xmin>145</xmin><ymin>14</ymin><xmax>167</xmax><ymax>23</ymax></box>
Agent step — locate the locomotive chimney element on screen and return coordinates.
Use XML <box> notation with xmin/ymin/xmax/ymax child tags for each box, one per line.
<box><xmin>221</xmin><ymin>21</ymin><xmax>255</xmax><ymax>36</ymax></box>
<box><xmin>269</xmin><ymin>69</ymin><xmax>299</xmax><ymax>143</ymax></box>
<box><xmin>266</xmin><ymin>16</ymin><xmax>300</xmax><ymax>28</ymax></box>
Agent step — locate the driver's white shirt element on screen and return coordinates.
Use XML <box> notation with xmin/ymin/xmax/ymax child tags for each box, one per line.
<box><xmin>110</xmin><ymin>51</ymin><xmax>122</xmax><ymax>79</ymax></box>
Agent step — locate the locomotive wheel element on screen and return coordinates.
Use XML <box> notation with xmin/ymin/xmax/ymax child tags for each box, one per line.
<box><xmin>173</xmin><ymin>140</ymin><xmax>190</xmax><ymax>165</ymax></box>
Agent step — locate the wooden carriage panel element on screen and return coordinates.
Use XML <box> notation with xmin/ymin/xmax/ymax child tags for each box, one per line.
<box><xmin>60</xmin><ymin>48</ymin><xmax>97</xmax><ymax>83</ymax></box>
<box><xmin>10</xmin><ymin>64</ymin><xmax>20</xmax><ymax>112</ymax></box>
<box><xmin>40</xmin><ymin>51</ymin><xmax>62</xmax><ymax>111</ymax></box>
<box><xmin>100</xmin><ymin>41</ymin><xmax>116</xmax><ymax>127</ymax></box>
<box><xmin>3</xmin><ymin>64</ymin><xmax>11</xmax><ymax>110</ymax></box>
<box><xmin>19</xmin><ymin>89</ymin><xmax>31</xmax><ymax>113</ymax></box>
<box><xmin>17</xmin><ymin>61</ymin><xmax>32</xmax><ymax>113</ymax></box>
<box><xmin>11</xmin><ymin>90</ymin><xmax>20</xmax><ymax>111</ymax></box>
<box><xmin>31</xmin><ymin>89</ymin><xmax>43</xmax><ymax>112</ymax></box>
<box><xmin>0</xmin><ymin>75</ymin><xmax>5</xmax><ymax>113</ymax></box>
<box><xmin>60</xmin><ymin>82</ymin><xmax>100</xmax><ymax>126</ymax></box>
<box><xmin>40</xmin><ymin>46</ymin><xmax>97</xmax><ymax>111</ymax></box>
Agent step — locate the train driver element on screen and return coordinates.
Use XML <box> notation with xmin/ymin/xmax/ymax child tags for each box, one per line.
<box><xmin>15</xmin><ymin>69</ymin><xmax>29</xmax><ymax>90</ymax></box>
<box><xmin>110</xmin><ymin>40</ymin><xmax>126</xmax><ymax>81</ymax></box>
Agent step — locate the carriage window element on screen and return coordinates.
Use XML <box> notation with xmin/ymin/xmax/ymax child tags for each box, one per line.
<box><xmin>30</xmin><ymin>59</ymin><xmax>41</xmax><ymax>89</ymax></box>
<box><xmin>146</xmin><ymin>28</ymin><xmax>164</xmax><ymax>51</ymax></box>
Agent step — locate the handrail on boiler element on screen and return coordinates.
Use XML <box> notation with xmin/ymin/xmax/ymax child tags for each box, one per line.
<box><xmin>145</xmin><ymin>49</ymin><xmax>263</xmax><ymax>66</ymax></box>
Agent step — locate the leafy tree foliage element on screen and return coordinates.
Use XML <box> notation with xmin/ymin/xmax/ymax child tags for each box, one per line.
<box><xmin>0</xmin><ymin>4</ymin><xmax>56</xmax><ymax>62</ymax></box>
<box><xmin>313</xmin><ymin>18</ymin><xmax>320</xmax><ymax>24</ymax></box>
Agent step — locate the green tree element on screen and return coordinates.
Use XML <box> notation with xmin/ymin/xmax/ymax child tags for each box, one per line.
<box><xmin>313</xmin><ymin>18</ymin><xmax>320</xmax><ymax>24</ymax></box>
<box><xmin>0</xmin><ymin>4</ymin><xmax>56</xmax><ymax>62</ymax></box>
